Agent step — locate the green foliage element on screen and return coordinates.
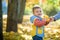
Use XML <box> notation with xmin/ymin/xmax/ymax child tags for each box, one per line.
<box><xmin>25</xmin><ymin>0</ymin><xmax>60</xmax><ymax>16</ymax></box>
<box><xmin>41</xmin><ymin>0</ymin><xmax>59</xmax><ymax>16</ymax></box>
<box><xmin>24</xmin><ymin>9</ymin><xmax>32</xmax><ymax>15</ymax></box>
<box><xmin>44</xmin><ymin>7</ymin><xmax>57</xmax><ymax>17</ymax></box>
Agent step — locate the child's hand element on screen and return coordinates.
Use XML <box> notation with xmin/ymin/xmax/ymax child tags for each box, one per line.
<box><xmin>42</xmin><ymin>18</ymin><xmax>50</xmax><ymax>25</ymax></box>
<box><xmin>44</xmin><ymin>17</ymin><xmax>55</xmax><ymax>25</ymax></box>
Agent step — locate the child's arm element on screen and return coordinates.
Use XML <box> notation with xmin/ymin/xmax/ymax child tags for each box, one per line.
<box><xmin>34</xmin><ymin>18</ymin><xmax>46</xmax><ymax>27</ymax></box>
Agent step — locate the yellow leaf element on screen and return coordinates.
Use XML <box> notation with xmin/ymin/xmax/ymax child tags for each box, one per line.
<box><xmin>30</xmin><ymin>25</ymin><xmax>36</xmax><ymax>36</ymax></box>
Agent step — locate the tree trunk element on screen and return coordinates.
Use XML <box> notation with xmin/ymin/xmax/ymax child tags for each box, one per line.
<box><xmin>6</xmin><ymin>0</ymin><xmax>18</xmax><ymax>32</ymax></box>
<box><xmin>0</xmin><ymin>0</ymin><xmax>3</xmax><ymax>40</ymax></box>
<box><xmin>17</xmin><ymin>0</ymin><xmax>26</xmax><ymax>23</ymax></box>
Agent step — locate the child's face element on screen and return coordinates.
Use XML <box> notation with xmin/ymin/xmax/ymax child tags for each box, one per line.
<box><xmin>33</xmin><ymin>8</ymin><xmax>42</xmax><ymax>17</ymax></box>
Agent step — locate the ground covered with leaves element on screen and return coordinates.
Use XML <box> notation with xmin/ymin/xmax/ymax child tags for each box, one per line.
<box><xmin>3</xmin><ymin>15</ymin><xmax>60</xmax><ymax>40</ymax></box>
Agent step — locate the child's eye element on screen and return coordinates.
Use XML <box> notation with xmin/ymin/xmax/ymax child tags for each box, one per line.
<box><xmin>40</xmin><ymin>11</ymin><xmax>41</xmax><ymax>12</ymax></box>
<box><xmin>36</xmin><ymin>11</ymin><xmax>41</xmax><ymax>13</ymax></box>
<box><xmin>36</xmin><ymin>11</ymin><xmax>39</xmax><ymax>13</ymax></box>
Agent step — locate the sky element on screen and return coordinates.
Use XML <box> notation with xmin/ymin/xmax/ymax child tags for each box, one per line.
<box><xmin>2</xmin><ymin>0</ymin><xmax>7</xmax><ymax>14</ymax></box>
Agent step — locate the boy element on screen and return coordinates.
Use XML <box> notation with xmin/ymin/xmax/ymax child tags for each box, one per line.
<box><xmin>30</xmin><ymin>5</ymin><xmax>49</xmax><ymax>40</ymax></box>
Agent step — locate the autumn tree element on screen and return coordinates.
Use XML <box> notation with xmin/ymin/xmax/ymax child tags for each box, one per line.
<box><xmin>6</xmin><ymin>0</ymin><xmax>18</xmax><ymax>32</ymax></box>
<box><xmin>17</xmin><ymin>0</ymin><xmax>26</xmax><ymax>23</ymax></box>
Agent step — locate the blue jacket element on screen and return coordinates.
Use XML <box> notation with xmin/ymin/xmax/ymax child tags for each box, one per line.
<box><xmin>30</xmin><ymin>15</ymin><xmax>44</xmax><ymax>37</ymax></box>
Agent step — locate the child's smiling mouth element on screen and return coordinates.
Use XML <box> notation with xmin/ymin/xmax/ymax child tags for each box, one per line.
<box><xmin>38</xmin><ymin>14</ymin><xmax>42</xmax><ymax>15</ymax></box>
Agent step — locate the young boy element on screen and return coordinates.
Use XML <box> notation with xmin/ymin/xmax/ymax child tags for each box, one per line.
<box><xmin>30</xmin><ymin>5</ymin><xmax>48</xmax><ymax>40</ymax></box>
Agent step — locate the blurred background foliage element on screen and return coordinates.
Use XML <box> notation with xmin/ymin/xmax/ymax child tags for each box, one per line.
<box><xmin>25</xmin><ymin>0</ymin><xmax>60</xmax><ymax>16</ymax></box>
